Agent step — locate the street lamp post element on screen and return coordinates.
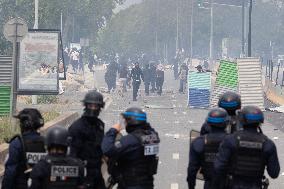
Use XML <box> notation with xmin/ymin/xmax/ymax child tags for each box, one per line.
<box><xmin>241</xmin><ymin>0</ymin><xmax>245</xmax><ymax>57</ymax></box>
<box><xmin>190</xmin><ymin>0</ymin><xmax>194</xmax><ymax>65</ymax></box>
<box><xmin>32</xmin><ymin>0</ymin><xmax>39</xmax><ymax>105</ymax></box>
<box><xmin>209</xmin><ymin>0</ymin><xmax>214</xmax><ymax>65</ymax></box>
<box><xmin>248</xmin><ymin>0</ymin><xmax>252</xmax><ymax>57</ymax></box>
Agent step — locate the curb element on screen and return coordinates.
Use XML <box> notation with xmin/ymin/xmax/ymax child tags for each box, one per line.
<box><xmin>0</xmin><ymin>111</ymin><xmax>80</xmax><ymax>176</ymax></box>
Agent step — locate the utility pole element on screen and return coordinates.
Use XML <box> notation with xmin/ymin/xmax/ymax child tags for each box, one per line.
<box><xmin>32</xmin><ymin>0</ymin><xmax>39</xmax><ymax>105</ymax></box>
<box><xmin>241</xmin><ymin>0</ymin><xmax>245</xmax><ymax>57</ymax></box>
<box><xmin>61</xmin><ymin>11</ymin><xmax>63</xmax><ymax>33</ymax></box>
<box><xmin>176</xmin><ymin>0</ymin><xmax>179</xmax><ymax>52</ymax></box>
<box><xmin>248</xmin><ymin>0</ymin><xmax>252</xmax><ymax>57</ymax></box>
<box><xmin>155</xmin><ymin>0</ymin><xmax>160</xmax><ymax>57</ymax></box>
<box><xmin>209</xmin><ymin>0</ymin><xmax>214</xmax><ymax>64</ymax></box>
<box><xmin>190</xmin><ymin>0</ymin><xmax>194</xmax><ymax>65</ymax></box>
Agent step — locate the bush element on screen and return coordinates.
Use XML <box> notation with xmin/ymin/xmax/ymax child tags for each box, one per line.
<box><xmin>0</xmin><ymin>111</ymin><xmax>60</xmax><ymax>144</ymax></box>
<box><xmin>37</xmin><ymin>95</ymin><xmax>58</xmax><ymax>104</ymax></box>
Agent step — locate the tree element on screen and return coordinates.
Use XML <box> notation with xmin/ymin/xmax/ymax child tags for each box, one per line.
<box><xmin>96</xmin><ymin>0</ymin><xmax>284</xmax><ymax>60</ymax></box>
<box><xmin>0</xmin><ymin>0</ymin><xmax>124</xmax><ymax>55</ymax></box>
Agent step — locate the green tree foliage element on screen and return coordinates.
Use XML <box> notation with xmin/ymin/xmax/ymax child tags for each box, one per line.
<box><xmin>0</xmin><ymin>0</ymin><xmax>124</xmax><ymax>55</ymax></box>
<box><xmin>96</xmin><ymin>0</ymin><xmax>284</xmax><ymax>60</ymax></box>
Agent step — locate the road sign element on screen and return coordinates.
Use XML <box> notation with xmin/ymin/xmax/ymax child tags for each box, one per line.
<box><xmin>3</xmin><ymin>17</ymin><xmax>28</xmax><ymax>42</ymax></box>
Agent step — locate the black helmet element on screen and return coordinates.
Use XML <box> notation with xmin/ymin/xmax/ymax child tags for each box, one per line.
<box><xmin>237</xmin><ymin>106</ymin><xmax>264</xmax><ymax>126</ymax></box>
<box><xmin>206</xmin><ymin>108</ymin><xmax>229</xmax><ymax>128</ymax></box>
<box><xmin>218</xmin><ymin>92</ymin><xmax>241</xmax><ymax>115</ymax></box>
<box><xmin>122</xmin><ymin>107</ymin><xmax>147</xmax><ymax>126</ymax></box>
<box><xmin>46</xmin><ymin>126</ymin><xmax>70</xmax><ymax>148</ymax></box>
<box><xmin>14</xmin><ymin>108</ymin><xmax>44</xmax><ymax>130</ymax></box>
<box><xmin>82</xmin><ymin>90</ymin><xmax>105</xmax><ymax>108</ymax></box>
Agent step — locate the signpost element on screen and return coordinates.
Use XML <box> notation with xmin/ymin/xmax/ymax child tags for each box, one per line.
<box><xmin>3</xmin><ymin>17</ymin><xmax>28</xmax><ymax>116</ymax></box>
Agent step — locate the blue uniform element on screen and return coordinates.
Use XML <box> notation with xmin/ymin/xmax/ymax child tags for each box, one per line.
<box><xmin>212</xmin><ymin>129</ymin><xmax>280</xmax><ymax>189</ymax></box>
<box><xmin>200</xmin><ymin>122</ymin><xmax>211</xmax><ymax>135</ymax></box>
<box><xmin>29</xmin><ymin>155</ymin><xmax>85</xmax><ymax>189</ymax></box>
<box><xmin>102</xmin><ymin>126</ymin><xmax>159</xmax><ymax>189</ymax></box>
<box><xmin>2</xmin><ymin>131</ymin><xmax>43</xmax><ymax>189</ymax></box>
<box><xmin>187</xmin><ymin>131</ymin><xmax>227</xmax><ymax>189</ymax></box>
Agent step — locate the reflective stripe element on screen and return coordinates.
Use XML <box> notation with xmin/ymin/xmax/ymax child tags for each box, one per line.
<box><xmin>123</xmin><ymin>112</ymin><xmax>146</xmax><ymax>118</ymax></box>
<box><xmin>207</xmin><ymin>117</ymin><xmax>225</xmax><ymax>123</ymax></box>
<box><xmin>220</xmin><ymin>101</ymin><xmax>239</xmax><ymax>108</ymax></box>
<box><xmin>245</xmin><ymin>114</ymin><xmax>263</xmax><ymax>121</ymax></box>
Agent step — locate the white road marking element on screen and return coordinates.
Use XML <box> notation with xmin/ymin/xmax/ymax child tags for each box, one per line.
<box><xmin>174</xmin><ymin>134</ymin><xmax>180</xmax><ymax>139</ymax></box>
<box><xmin>171</xmin><ymin>183</ymin><xmax>179</xmax><ymax>189</ymax></box>
<box><xmin>172</xmin><ymin>153</ymin><xmax>179</xmax><ymax>160</ymax></box>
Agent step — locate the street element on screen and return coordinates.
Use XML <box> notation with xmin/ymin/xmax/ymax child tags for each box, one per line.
<box><xmin>93</xmin><ymin>68</ymin><xmax>284</xmax><ymax>189</ymax></box>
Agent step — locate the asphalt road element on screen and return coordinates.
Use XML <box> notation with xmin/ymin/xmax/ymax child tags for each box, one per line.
<box><xmin>95</xmin><ymin>68</ymin><xmax>284</xmax><ymax>189</ymax></box>
<box><xmin>5</xmin><ymin>66</ymin><xmax>284</xmax><ymax>189</ymax></box>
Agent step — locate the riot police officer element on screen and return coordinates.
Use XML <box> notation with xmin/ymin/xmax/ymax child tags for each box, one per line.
<box><xmin>187</xmin><ymin>108</ymin><xmax>229</xmax><ymax>189</ymax></box>
<box><xmin>201</xmin><ymin>92</ymin><xmax>241</xmax><ymax>135</ymax></box>
<box><xmin>2</xmin><ymin>108</ymin><xmax>46</xmax><ymax>189</ymax></box>
<box><xmin>68</xmin><ymin>90</ymin><xmax>106</xmax><ymax>189</ymax></box>
<box><xmin>102</xmin><ymin>107</ymin><xmax>160</xmax><ymax>189</ymax></box>
<box><xmin>29</xmin><ymin>126</ymin><xmax>85</xmax><ymax>189</ymax></box>
<box><xmin>130</xmin><ymin>62</ymin><xmax>144</xmax><ymax>101</ymax></box>
<box><xmin>213</xmin><ymin>106</ymin><xmax>280</xmax><ymax>189</ymax></box>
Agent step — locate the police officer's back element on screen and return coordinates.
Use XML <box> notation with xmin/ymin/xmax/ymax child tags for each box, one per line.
<box><xmin>30</xmin><ymin>126</ymin><xmax>85</xmax><ymax>189</ymax></box>
<box><xmin>187</xmin><ymin>108</ymin><xmax>228</xmax><ymax>189</ymax></box>
<box><xmin>201</xmin><ymin>92</ymin><xmax>241</xmax><ymax>135</ymax></box>
<box><xmin>102</xmin><ymin>107</ymin><xmax>160</xmax><ymax>189</ymax></box>
<box><xmin>68</xmin><ymin>90</ymin><xmax>106</xmax><ymax>189</ymax></box>
<box><xmin>213</xmin><ymin>106</ymin><xmax>280</xmax><ymax>189</ymax></box>
<box><xmin>2</xmin><ymin>108</ymin><xmax>46</xmax><ymax>189</ymax></box>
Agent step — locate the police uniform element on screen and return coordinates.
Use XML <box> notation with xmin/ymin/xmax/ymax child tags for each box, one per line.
<box><xmin>68</xmin><ymin>116</ymin><xmax>105</xmax><ymax>189</ymax></box>
<box><xmin>187</xmin><ymin>108</ymin><xmax>228</xmax><ymax>189</ymax></box>
<box><xmin>212</xmin><ymin>106</ymin><xmax>280</xmax><ymax>189</ymax></box>
<box><xmin>29</xmin><ymin>155</ymin><xmax>85</xmax><ymax>189</ymax></box>
<box><xmin>201</xmin><ymin>92</ymin><xmax>242</xmax><ymax>135</ymax></box>
<box><xmin>2</xmin><ymin>131</ymin><xmax>45</xmax><ymax>189</ymax></box>
<box><xmin>102</xmin><ymin>125</ymin><xmax>159</xmax><ymax>189</ymax></box>
<box><xmin>130</xmin><ymin>65</ymin><xmax>144</xmax><ymax>101</ymax></box>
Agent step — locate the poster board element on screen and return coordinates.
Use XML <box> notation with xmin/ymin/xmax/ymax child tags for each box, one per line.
<box><xmin>17</xmin><ymin>29</ymin><xmax>60</xmax><ymax>95</ymax></box>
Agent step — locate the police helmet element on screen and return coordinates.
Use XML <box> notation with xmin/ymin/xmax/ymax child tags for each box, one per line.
<box><xmin>237</xmin><ymin>106</ymin><xmax>264</xmax><ymax>126</ymax></box>
<box><xmin>82</xmin><ymin>90</ymin><xmax>105</xmax><ymax>108</ymax></box>
<box><xmin>206</xmin><ymin>108</ymin><xmax>229</xmax><ymax>128</ymax></box>
<box><xmin>46</xmin><ymin>126</ymin><xmax>70</xmax><ymax>148</ymax></box>
<box><xmin>14</xmin><ymin>108</ymin><xmax>44</xmax><ymax>130</ymax></box>
<box><xmin>122</xmin><ymin>107</ymin><xmax>147</xmax><ymax>126</ymax></box>
<box><xmin>218</xmin><ymin>92</ymin><xmax>241</xmax><ymax>115</ymax></box>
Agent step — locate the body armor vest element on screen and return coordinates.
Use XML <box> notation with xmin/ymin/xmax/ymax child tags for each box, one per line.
<box><xmin>80</xmin><ymin>118</ymin><xmax>104</xmax><ymax>169</ymax></box>
<box><xmin>201</xmin><ymin>133</ymin><xmax>226</xmax><ymax>180</ymax></box>
<box><xmin>13</xmin><ymin>134</ymin><xmax>46</xmax><ymax>189</ymax></box>
<box><xmin>44</xmin><ymin>156</ymin><xmax>83</xmax><ymax>189</ymax></box>
<box><xmin>231</xmin><ymin>131</ymin><xmax>267</xmax><ymax>179</ymax></box>
<box><xmin>120</xmin><ymin>129</ymin><xmax>160</xmax><ymax>186</ymax></box>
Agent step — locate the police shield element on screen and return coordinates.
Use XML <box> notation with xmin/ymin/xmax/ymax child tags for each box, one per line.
<box><xmin>189</xmin><ymin>130</ymin><xmax>204</xmax><ymax>181</ymax></box>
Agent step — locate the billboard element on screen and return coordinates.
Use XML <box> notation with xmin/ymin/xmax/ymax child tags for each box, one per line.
<box><xmin>17</xmin><ymin>30</ymin><xmax>60</xmax><ymax>95</ymax></box>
